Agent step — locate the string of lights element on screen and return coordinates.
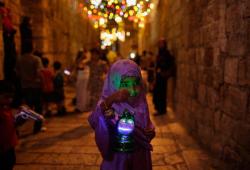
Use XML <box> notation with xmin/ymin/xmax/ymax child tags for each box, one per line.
<box><xmin>82</xmin><ymin>0</ymin><xmax>153</xmax><ymax>29</ymax></box>
<box><xmin>72</xmin><ymin>0</ymin><xmax>154</xmax><ymax>48</ymax></box>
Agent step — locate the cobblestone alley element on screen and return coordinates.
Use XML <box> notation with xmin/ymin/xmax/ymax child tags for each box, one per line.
<box><xmin>14</xmin><ymin>86</ymin><xmax>225</xmax><ymax>170</ymax></box>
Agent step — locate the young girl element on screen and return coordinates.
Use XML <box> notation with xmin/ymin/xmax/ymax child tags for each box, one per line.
<box><xmin>88</xmin><ymin>59</ymin><xmax>155</xmax><ymax>170</ymax></box>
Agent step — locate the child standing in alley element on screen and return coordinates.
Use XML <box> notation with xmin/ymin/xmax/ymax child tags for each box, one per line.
<box><xmin>0</xmin><ymin>80</ymin><xmax>18</xmax><ymax>170</ymax></box>
<box><xmin>88</xmin><ymin>59</ymin><xmax>155</xmax><ymax>170</ymax></box>
<box><xmin>53</xmin><ymin>61</ymin><xmax>66</xmax><ymax>115</ymax></box>
<box><xmin>40</xmin><ymin>57</ymin><xmax>54</xmax><ymax>117</ymax></box>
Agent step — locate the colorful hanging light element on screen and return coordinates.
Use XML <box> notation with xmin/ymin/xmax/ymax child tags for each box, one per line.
<box><xmin>77</xmin><ymin>0</ymin><xmax>154</xmax><ymax>48</ymax></box>
<box><xmin>82</xmin><ymin>0</ymin><xmax>153</xmax><ymax>28</ymax></box>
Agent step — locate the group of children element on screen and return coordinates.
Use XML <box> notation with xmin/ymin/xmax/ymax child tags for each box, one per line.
<box><xmin>0</xmin><ymin>58</ymin><xmax>63</xmax><ymax>169</ymax></box>
<box><xmin>40</xmin><ymin>58</ymin><xmax>66</xmax><ymax>117</ymax></box>
<box><xmin>0</xmin><ymin>58</ymin><xmax>66</xmax><ymax>169</ymax></box>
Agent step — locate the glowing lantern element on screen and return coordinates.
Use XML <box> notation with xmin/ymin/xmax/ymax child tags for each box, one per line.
<box><xmin>114</xmin><ymin>109</ymin><xmax>135</xmax><ymax>152</ymax></box>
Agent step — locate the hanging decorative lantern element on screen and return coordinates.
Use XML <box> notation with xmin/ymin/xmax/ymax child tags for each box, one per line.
<box><xmin>114</xmin><ymin>109</ymin><xmax>135</xmax><ymax>152</ymax></box>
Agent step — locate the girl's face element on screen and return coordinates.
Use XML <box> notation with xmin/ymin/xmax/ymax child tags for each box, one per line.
<box><xmin>119</xmin><ymin>76</ymin><xmax>142</xmax><ymax>102</ymax></box>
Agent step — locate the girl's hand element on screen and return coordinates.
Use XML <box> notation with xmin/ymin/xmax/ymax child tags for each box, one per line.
<box><xmin>144</xmin><ymin>128</ymin><xmax>155</xmax><ymax>141</ymax></box>
<box><xmin>135</xmin><ymin>126</ymin><xmax>155</xmax><ymax>142</ymax></box>
<box><xmin>109</xmin><ymin>89</ymin><xmax>130</xmax><ymax>103</ymax></box>
<box><xmin>101</xmin><ymin>89</ymin><xmax>130</xmax><ymax>112</ymax></box>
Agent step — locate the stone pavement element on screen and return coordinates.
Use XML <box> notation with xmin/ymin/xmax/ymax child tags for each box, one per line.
<box><xmin>14</xmin><ymin>86</ymin><xmax>225</xmax><ymax>170</ymax></box>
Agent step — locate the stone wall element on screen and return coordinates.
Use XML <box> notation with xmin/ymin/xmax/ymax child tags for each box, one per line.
<box><xmin>142</xmin><ymin>0</ymin><xmax>250</xmax><ymax>167</ymax></box>
<box><xmin>0</xmin><ymin>11</ymin><xmax>3</xmax><ymax>80</ymax></box>
<box><xmin>1</xmin><ymin>0</ymin><xmax>98</xmax><ymax>68</ymax></box>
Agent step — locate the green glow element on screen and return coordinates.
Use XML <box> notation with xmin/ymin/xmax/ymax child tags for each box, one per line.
<box><xmin>119</xmin><ymin>76</ymin><xmax>141</xmax><ymax>97</ymax></box>
<box><xmin>111</xmin><ymin>72</ymin><xmax>122</xmax><ymax>90</ymax></box>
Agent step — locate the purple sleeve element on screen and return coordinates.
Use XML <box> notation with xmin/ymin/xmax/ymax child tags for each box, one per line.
<box><xmin>88</xmin><ymin>102</ymin><xmax>111</xmax><ymax>159</ymax></box>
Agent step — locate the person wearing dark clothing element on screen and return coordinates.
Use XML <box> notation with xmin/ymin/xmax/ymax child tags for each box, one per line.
<box><xmin>53</xmin><ymin>61</ymin><xmax>66</xmax><ymax>115</ymax></box>
<box><xmin>130</xmin><ymin>51</ymin><xmax>141</xmax><ymax>66</ymax></box>
<box><xmin>0</xmin><ymin>2</ymin><xmax>17</xmax><ymax>82</ymax></box>
<box><xmin>134</xmin><ymin>52</ymin><xmax>141</xmax><ymax>66</ymax></box>
<box><xmin>153</xmin><ymin>39</ymin><xmax>175</xmax><ymax>116</ymax></box>
<box><xmin>19</xmin><ymin>16</ymin><xmax>33</xmax><ymax>55</ymax></box>
<box><xmin>147</xmin><ymin>51</ymin><xmax>155</xmax><ymax>92</ymax></box>
<box><xmin>16</xmin><ymin>43</ymin><xmax>44</xmax><ymax>133</ymax></box>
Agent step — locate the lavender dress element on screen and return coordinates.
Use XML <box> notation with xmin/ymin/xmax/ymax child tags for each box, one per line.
<box><xmin>88</xmin><ymin>59</ymin><xmax>155</xmax><ymax>170</ymax></box>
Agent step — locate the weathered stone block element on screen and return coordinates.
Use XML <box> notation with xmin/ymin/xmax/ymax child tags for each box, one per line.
<box><xmin>200</xmin><ymin>108</ymin><xmax>214</xmax><ymax>128</ymax></box>
<box><xmin>197</xmin><ymin>84</ymin><xmax>207</xmax><ymax>106</ymax></box>
<box><xmin>214</xmin><ymin>111</ymin><xmax>222</xmax><ymax>133</ymax></box>
<box><xmin>210</xmin><ymin>137</ymin><xmax>224</xmax><ymax>158</ymax></box>
<box><xmin>233</xmin><ymin>124</ymin><xmax>250</xmax><ymax>152</ymax></box>
<box><xmin>204</xmin><ymin>48</ymin><xmax>213</xmax><ymax>67</ymax></box>
<box><xmin>188</xmin><ymin>66</ymin><xmax>198</xmax><ymax>82</ymax></box>
<box><xmin>223</xmin><ymin>86</ymin><xmax>248</xmax><ymax>119</ymax></box>
<box><xmin>213</xmin><ymin>68</ymin><xmax>224</xmax><ymax>89</ymax></box>
<box><xmin>204</xmin><ymin>68</ymin><xmax>214</xmax><ymax>86</ymax></box>
<box><xmin>224</xmin><ymin>57</ymin><xmax>238</xmax><ymax>84</ymax></box>
<box><xmin>207</xmin><ymin>87</ymin><xmax>220</xmax><ymax>110</ymax></box>
<box><xmin>195</xmin><ymin>48</ymin><xmax>205</xmax><ymax>65</ymax></box>
<box><xmin>220</xmin><ymin>113</ymin><xmax>238</xmax><ymax>137</ymax></box>
<box><xmin>227</xmin><ymin>34</ymin><xmax>247</xmax><ymax>56</ymax></box>
<box><xmin>213</xmin><ymin>47</ymin><xmax>222</xmax><ymax>67</ymax></box>
<box><xmin>226</xmin><ymin>3</ymin><xmax>247</xmax><ymax>56</ymax></box>
<box><xmin>197</xmin><ymin>123</ymin><xmax>214</xmax><ymax>146</ymax></box>
<box><xmin>238</xmin><ymin>57</ymin><xmax>250</xmax><ymax>85</ymax></box>
<box><xmin>197</xmin><ymin>66</ymin><xmax>205</xmax><ymax>83</ymax></box>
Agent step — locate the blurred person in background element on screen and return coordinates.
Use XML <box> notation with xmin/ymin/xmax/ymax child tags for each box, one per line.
<box><xmin>52</xmin><ymin>61</ymin><xmax>66</xmax><ymax>115</ymax></box>
<box><xmin>40</xmin><ymin>57</ymin><xmax>54</xmax><ymax>117</ymax></box>
<box><xmin>88</xmin><ymin>48</ymin><xmax>108</xmax><ymax>110</ymax></box>
<box><xmin>16</xmin><ymin>43</ymin><xmax>44</xmax><ymax>133</ymax></box>
<box><xmin>0</xmin><ymin>80</ymin><xmax>18</xmax><ymax>170</ymax></box>
<box><xmin>75</xmin><ymin>50</ymin><xmax>90</xmax><ymax>112</ymax></box>
<box><xmin>153</xmin><ymin>39</ymin><xmax>175</xmax><ymax>116</ymax></box>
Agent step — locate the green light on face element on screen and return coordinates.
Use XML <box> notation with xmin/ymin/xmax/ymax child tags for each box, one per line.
<box><xmin>120</xmin><ymin>76</ymin><xmax>141</xmax><ymax>97</ymax></box>
<box><xmin>129</xmin><ymin>89</ymin><xmax>138</xmax><ymax>97</ymax></box>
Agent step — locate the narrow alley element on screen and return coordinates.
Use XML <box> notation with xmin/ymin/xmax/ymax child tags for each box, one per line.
<box><xmin>0</xmin><ymin>0</ymin><xmax>249</xmax><ymax>170</ymax></box>
<box><xmin>14</xmin><ymin>85</ymin><xmax>224</xmax><ymax>170</ymax></box>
